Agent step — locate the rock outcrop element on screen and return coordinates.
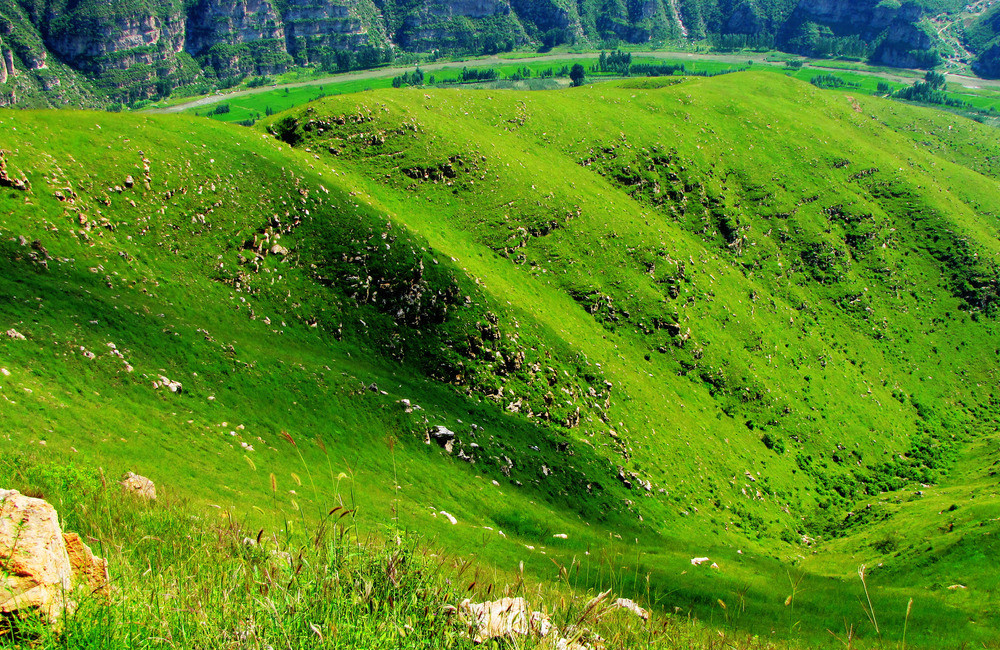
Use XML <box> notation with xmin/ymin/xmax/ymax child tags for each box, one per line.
<box><xmin>426</xmin><ymin>425</ymin><xmax>455</xmax><ymax>452</ymax></box>
<box><xmin>0</xmin><ymin>489</ymin><xmax>109</xmax><ymax>625</ymax></box>
<box><xmin>45</xmin><ymin>12</ymin><xmax>186</xmax><ymax>74</ymax></box>
<box><xmin>283</xmin><ymin>0</ymin><xmax>387</xmax><ymax>64</ymax></box>
<box><xmin>458</xmin><ymin>597</ymin><xmax>550</xmax><ymax>643</ymax></box>
<box><xmin>778</xmin><ymin>0</ymin><xmax>937</xmax><ymax>67</ymax></box>
<box><xmin>120</xmin><ymin>471</ymin><xmax>157</xmax><ymax>500</ymax></box>
<box><xmin>454</xmin><ymin>591</ymin><xmax>644</xmax><ymax>648</ymax></box>
<box><xmin>185</xmin><ymin>0</ymin><xmax>286</xmax><ymax>57</ymax></box>
<box><xmin>2</xmin><ymin>48</ymin><xmax>15</xmax><ymax>78</ymax></box>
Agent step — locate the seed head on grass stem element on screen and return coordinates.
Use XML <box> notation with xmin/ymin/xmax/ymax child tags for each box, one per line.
<box><xmin>857</xmin><ymin>564</ymin><xmax>879</xmax><ymax>638</ymax></box>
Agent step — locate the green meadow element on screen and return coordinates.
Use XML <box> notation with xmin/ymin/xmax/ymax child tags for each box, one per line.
<box><xmin>3</xmin><ymin>71</ymin><xmax>1000</xmax><ymax>647</ymax></box>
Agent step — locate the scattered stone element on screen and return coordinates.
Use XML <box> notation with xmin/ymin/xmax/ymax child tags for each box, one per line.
<box><xmin>155</xmin><ymin>375</ymin><xmax>182</xmax><ymax>393</ymax></box>
<box><xmin>0</xmin><ymin>489</ymin><xmax>109</xmax><ymax>627</ymax></box>
<box><xmin>457</xmin><ymin>597</ymin><xmax>549</xmax><ymax>644</ymax></box>
<box><xmin>0</xmin><ymin>151</ymin><xmax>29</xmax><ymax>191</ymax></box>
<box><xmin>612</xmin><ymin>597</ymin><xmax>649</xmax><ymax>621</ymax></box>
<box><xmin>439</xmin><ymin>511</ymin><xmax>457</xmax><ymax>525</ymax></box>
<box><xmin>690</xmin><ymin>557</ymin><xmax>710</xmax><ymax>566</ymax></box>
<box><xmin>120</xmin><ymin>472</ymin><xmax>156</xmax><ymax>500</ymax></box>
<box><xmin>426</xmin><ymin>425</ymin><xmax>456</xmax><ymax>453</ymax></box>
<box><xmin>5</xmin><ymin>329</ymin><xmax>26</xmax><ymax>340</ymax></box>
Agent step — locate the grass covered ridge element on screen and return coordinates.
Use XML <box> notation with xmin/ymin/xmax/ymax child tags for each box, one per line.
<box><xmin>2</xmin><ymin>72</ymin><xmax>1000</xmax><ymax>647</ymax></box>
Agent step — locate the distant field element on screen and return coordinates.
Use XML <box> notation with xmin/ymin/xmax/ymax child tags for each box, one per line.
<box><xmin>192</xmin><ymin>77</ymin><xmax>398</xmax><ymax>124</ymax></box>
<box><xmin>192</xmin><ymin>54</ymin><xmax>1000</xmax><ymax>129</ymax></box>
<box><xmin>190</xmin><ymin>56</ymin><xmax>752</xmax><ymax>124</ymax></box>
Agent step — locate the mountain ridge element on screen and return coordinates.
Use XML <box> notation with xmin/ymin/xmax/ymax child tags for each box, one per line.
<box><xmin>0</xmin><ymin>0</ymin><xmax>962</xmax><ymax>107</ymax></box>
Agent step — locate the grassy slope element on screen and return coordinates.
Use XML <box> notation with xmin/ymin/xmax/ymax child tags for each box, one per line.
<box><xmin>2</xmin><ymin>72</ymin><xmax>1000</xmax><ymax>647</ymax></box>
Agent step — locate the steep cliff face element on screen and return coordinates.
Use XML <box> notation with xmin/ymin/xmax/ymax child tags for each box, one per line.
<box><xmin>184</xmin><ymin>0</ymin><xmax>291</xmax><ymax>76</ymax></box>
<box><xmin>283</xmin><ymin>0</ymin><xmax>389</xmax><ymax>64</ymax></box>
<box><xmin>0</xmin><ymin>0</ymin><xmax>102</xmax><ymax>107</ymax></box>
<box><xmin>963</xmin><ymin>4</ymin><xmax>1000</xmax><ymax>78</ymax></box>
<box><xmin>390</xmin><ymin>0</ymin><xmax>527</xmax><ymax>51</ymax></box>
<box><xmin>781</xmin><ymin>0</ymin><xmax>900</xmax><ymax>40</ymax></box>
<box><xmin>778</xmin><ymin>0</ymin><xmax>937</xmax><ymax>66</ymax></box>
<box><xmin>185</xmin><ymin>0</ymin><xmax>285</xmax><ymax>57</ymax></box>
<box><xmin>45</xmin><ymin>12</ymin><xmax>186</xmax><ymax>72</ymax></box>
<box><xmin>871</xmin><ymin>16</ymin><xmax>933</xmax><ymax>67</ymax></box>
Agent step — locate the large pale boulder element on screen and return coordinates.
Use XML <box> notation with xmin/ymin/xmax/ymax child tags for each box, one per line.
<box><xmin>0</xmin><ymin>489</ymin><xmax>108</xmax><ymax>625</ymax></box>
<box><xmin>458</xmin><ymin>597</ymin><xmax>552</xmax><ymax>643</ymax></box>
<box><xmin>120</xmin><ymin>472</ymin><xmax>156</xmax><ymax>500</ymax></box>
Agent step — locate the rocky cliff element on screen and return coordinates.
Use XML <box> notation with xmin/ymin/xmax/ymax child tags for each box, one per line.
<box><xmin>962</xmin><ymin>4</ymin><xmax>1000</xmax><ymax>78</ymax></box>
<box><xmin>284</xmin><ymin>0</ymin><xmax>389</xmax><ymax>64</ymax></box>
<box><xmin>778</xmin><ymin>0</ymin><xmax>938</xmax><ymax>67</ymax></box>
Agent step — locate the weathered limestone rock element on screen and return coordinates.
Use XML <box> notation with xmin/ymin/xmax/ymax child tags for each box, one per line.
<box><xmin>0</xmin><ymin>489</ymin><xmax>72</xmax><ymax>622</ymax></box>
<box><xmin>611</xmin><ymin>597</ymin><xmax>649</xmax><ymax>621</ymax></box>
<box><xmin>2</xmin><ymin>49</ymin><xmax>15</xmax><ymax>78</ymax></box>
<box><xmin>120</xmin><ymin>472</ymin><xmax>156</xmax><ymax>500</ymax></box>
<box><xmin>458</xmin><ymin>597</ymin><xmax>547</xmax><ymax>643</ymax></box>
<box><xmin>426</xmin><ymin>425</ymin><xmax>455</xmax><ymax>453</ymax></box>
<box><xmin>62</xmin><ymin>533</ymin><xmax>110</xmax><ymax>598</ymax></box>
<box><xmin>0</xmin><ymin>489</ymin><xmax>108</xmax><ymax>626</ymax></box>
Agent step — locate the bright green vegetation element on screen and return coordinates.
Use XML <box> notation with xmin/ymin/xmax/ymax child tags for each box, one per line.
<box><xmin>186</xmin><ymin>55</ymin><xmax>738</xmax><ymax>124</ymax></box>
<box><xmin>5</xmin><ymin>451</ymin><xmax>777</xmax><ymax>649</ymax></box>
<box><xmin>194</xmin><ymin>78</ymin><xmax>397</xmax><ymax>124</ymax></box>
<box><xmin>188</xmin><ymin>55</ymin><xmax>1000</xmax><ymax>131</ymax></box>
<box><xmin>3</xmin><ymin>72</ymin><xmax>1000</xmax><ymax>648</ymax></box>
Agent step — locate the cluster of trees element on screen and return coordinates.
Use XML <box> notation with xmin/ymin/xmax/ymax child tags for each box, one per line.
<box><xmin>392</xmin><ymin>67</ymin><xmax>425</xmax><ymax>87</ymax></box>
<box><xmin>319</xmin><ymin>46</ymin><xmax>395</xmax><ymax>74</ymax></box>
<box><xmin>905</xmin><ymin>48</ymin><xmax>942</xmax><ymax>70</ymax></box>
<box><xmin>631</xmin><ymin>62</ymin><xmax>685</xmax><ymax>76</ymax></box>
<box><xmin>809</xmin><ymin>74</ymin><xmax>859</xmax><ymax>89</ymax></box>
<box><xmin>709</xmin><ymin>33</ymin><xmax>776</xmax><ymax>52</ymax></box>
<box><xmin>509</xmin><ymin>66</ymin><xmax>533</xmax><ymax>81</ymax></box>
<box><xmin>597</xmin><ymin>50</ymin><xmax>632</xmax><ymax>74</ymax></box>
<box><xmin>594</xmin><ymin>50</ymin><xmax>684</xmax><ymax>78</ymax></box>
<box><xmin>460</xmin><ymin>67</ymin><xmax>499</xmax><ymax>82</ymax></box>
<box><xmin>892</xmin><ymin>70</ymin><xmax>969</xmax><ymax>108</ymax></box>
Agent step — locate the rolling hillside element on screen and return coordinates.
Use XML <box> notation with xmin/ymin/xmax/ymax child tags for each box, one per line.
<box><xmin>2</xmin><ymin>72</ymin><xmax>1000</xmax><ymax>647</ymax></box>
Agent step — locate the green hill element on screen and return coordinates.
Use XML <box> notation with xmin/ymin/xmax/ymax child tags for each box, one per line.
<box><xmin>2</xmin><ymin>72</ymin><xmax>1000</xmax><ymax>647</ymax></box>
